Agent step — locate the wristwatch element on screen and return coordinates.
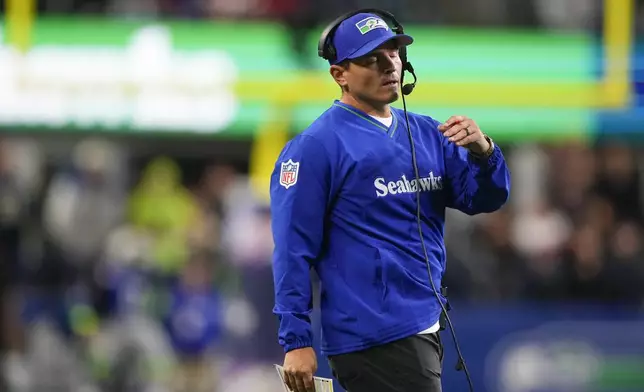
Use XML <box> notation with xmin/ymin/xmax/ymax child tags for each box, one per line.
<box><xmin>469</xmin><ymin>134</ymin><xmax>495</xmax><ymax>159</ymax></box>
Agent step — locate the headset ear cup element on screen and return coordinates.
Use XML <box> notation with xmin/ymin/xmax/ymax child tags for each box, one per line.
<box><xmin>324</xmin><ymin>31</ymin><xmax>337</xmax><ymax>62</ymax></box>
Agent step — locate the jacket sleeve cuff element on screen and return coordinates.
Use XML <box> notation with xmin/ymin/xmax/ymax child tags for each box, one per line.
<box><xmin>283</xmin><ymin>337</ymin><xmax>313</xmax><ymax>353</ymax></box>
<box><xmin>277</xmin><ymin>313</ymin><xmax>314</xmax><ymax>353</ymax></box>
<box><xmin>468</xmin><ymin>143</ymin><xmax>502</xmax><ymax>169</ymax></box>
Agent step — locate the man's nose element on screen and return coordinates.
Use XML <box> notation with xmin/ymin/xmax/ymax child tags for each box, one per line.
<box><xmin>381</xmin><ymin>56</ymin><xmax>396</xmax><ymax>72</ymax></box>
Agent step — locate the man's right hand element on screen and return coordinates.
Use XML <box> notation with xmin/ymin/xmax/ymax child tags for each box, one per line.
<box><xmin>283</xmin><ymin>346</ymin><xmax>318</xmax><ymax>392</ymax></box>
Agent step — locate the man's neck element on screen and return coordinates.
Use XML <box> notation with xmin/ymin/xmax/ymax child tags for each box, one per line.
<box><xmin>340</xmin><ymin>94</ymin><xmax>391</xmax><ymax>118</ymax></box>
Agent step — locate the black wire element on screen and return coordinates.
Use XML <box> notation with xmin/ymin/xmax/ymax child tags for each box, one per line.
<box><xmin>401</xmin><ymin>91</ymin><xmax>475</xmax><ymax>392</ymax></box>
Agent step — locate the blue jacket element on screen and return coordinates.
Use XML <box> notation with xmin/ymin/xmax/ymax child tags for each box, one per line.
<box><xmin>270</xmin><ymin>100</ymin><xmax>510</xmax><ymax>356</ymax></box>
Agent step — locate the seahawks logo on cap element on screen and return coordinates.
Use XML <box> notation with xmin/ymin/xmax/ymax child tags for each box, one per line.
<box><xmin>355</xmin><ymin>17</ymin><xmax>389</xmax><ymax>35</ymax></box>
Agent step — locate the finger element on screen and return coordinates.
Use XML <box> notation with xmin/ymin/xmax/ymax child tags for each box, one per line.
<box><xmin>288</xmin><ymin>372</ymin><xmax>302</xmax><ymax>392</ymax></box>
<box><xmin>456</xmin><ymin>133</ymin><xmax>480</xmax><ymax>146</ymax></box>
<box><xmin>445</xmin><ymin>115</ymin><xmax>466</xmax><ymax>127</ymax></box>
<box><xmin>443</xmin><ymin>121</ymin><xmax>470</xmax><ymax>138</ymax></box>
<box><xmin>439</xmin><ymin>118</ymin><xmax>455</xmax><ymax>131</ymax></box>
<box><xmin>448</xmin><ymin>129</ymin><xmax>469</xmax><ymax>143</ymax></box>
<box><xmin>445</xmin><ymin>116</ymin><xmax>464</xmax><ymax>126</ymax></box>
<box><xmin>284</xmin><ymin>372</ymin><xmax>295</xmax><ymax>391</ymax></box>
<box><xmin>303</xmin><ymin>373</ymin><xmax>316</xmax><ymax>392</ymax></box>
<box><xmin>437</xmin><ymin>121</ymin><xmax>452</xmax><ymax>132</ymax></box>
<box><xmin>287</xmin><ymin>372</ymin><xmax>301</xmax><ymax>392</ymax></box>
<box><xmin>442</xmin><ymin>125</ymin><xmax>463</xmax><ymax>138</ymax></box>
<box><xmin>293</xmin><ymin>373</ymin><xmax>308</xmax><ymax>392</ymax></box>
<box><xmin>440</xmin><ymin>117</ymin><xmax>467</xmax><ymax>132</ymax></box>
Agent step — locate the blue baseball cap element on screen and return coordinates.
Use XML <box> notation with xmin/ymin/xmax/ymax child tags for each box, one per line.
<box><xmin>329</xmin><ymin>13</ymin><xmax>414</xmax><ymax>65</ymax></box>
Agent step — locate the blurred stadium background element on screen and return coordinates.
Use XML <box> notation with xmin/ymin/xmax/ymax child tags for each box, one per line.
<box><xmin>0</xmin><ymin>0</ymin><xmax>644</xmax><ymax>391</ymax></box>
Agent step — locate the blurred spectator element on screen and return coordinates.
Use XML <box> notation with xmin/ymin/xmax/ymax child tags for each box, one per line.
<box><xmin>38</xmin><ymin>0</ymin><xmax>110</xmax><ymax>14</ymax></box>
<box><xmin>0</xmin><ymin>140</ymin><xmax>23</xmax><ymax>390</ymax></box>
<box><xmin>191</xmin><ymin>163</ymin><xmax>236</xmax><ymax>252</ymax></box>
<box><xmin>443</xmin><ymin>209</ymin><xmax>530</xmax><ymax>301</ymax></box>
<box><xmin>107</xmin><ymin>0</ymin><xmax>161</xmax><ymax>17</ymax></box>
<box><xmin>593</xmin><ymin>144</ymin><xmax>644</xmax><ymax>222</ymax></box>
<box><xmin>0</xmin><ymin>139</ymin><xmax>21</xmax><ymax>318</ymax></box>
<box><xmin>561</xmin><ymin>223</ymin><xmax>609</xmax><ymax>301</ymax></box>
<box><xmin>128</xmin><ymin>156</ymin><xmax>200</xmax><ymax>275</ymax></box>
<box><xmin>603</xmin><ymin>220</ymin><xmax>644</xmax><ymax>304</ymax></box>
<box><xmin>534</xmin><ymin>0</ymin><xmax>601</xmax><ymax>31</ymax></box>
<box><xmin>42</xmin><ymin>139</ymin><xmax>125</xmax><ymax>280</ymax></box>
<box><xmin>191</xmin><ymin>163</ymin><xmax>242</xmax><ymax>296</ymax></box>
<box><xmin>548</xmin><ymin>142</ymin><xmax>598</xmax><ymax>222</ymax></box>
<box><xmin>206</xmin><ymin>0</ymin><xmax>261</xmax><ymax>18</ymax></box>
<box><xmin>164</xmin><ymin>251</ymin><xmax>223</xmax><ymax>392</ymax></box>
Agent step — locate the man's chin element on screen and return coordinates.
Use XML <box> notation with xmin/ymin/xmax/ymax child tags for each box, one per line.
<box><xmin>386</xmin><ymin>91</ymin><xmax>400</xmax><ymax>103</ymax></box>
<box><xmin>359</xmin><ymin>92</ymin><xmax>399</xmax><ymax>107</ymax></box>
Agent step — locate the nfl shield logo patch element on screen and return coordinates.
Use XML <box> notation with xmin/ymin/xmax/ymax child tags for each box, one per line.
<box><xmin>279</xmin><ymin>159</ymin><xmax>299</xmax><ymax>189</ymax></box>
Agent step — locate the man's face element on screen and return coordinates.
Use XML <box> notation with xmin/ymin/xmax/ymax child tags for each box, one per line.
<box><xmin>332</xmin><ymin>41</ymin><xmax>403</xmax><ymax>106</ymax></box>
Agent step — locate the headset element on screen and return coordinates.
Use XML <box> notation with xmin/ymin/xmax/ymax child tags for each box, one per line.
<box><xmin>318</xmin><ymin>9</ymin><xmax>475</xmax><ymax>392</ymax></box>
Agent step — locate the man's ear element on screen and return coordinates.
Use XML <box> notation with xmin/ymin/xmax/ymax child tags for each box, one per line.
<box><xmin>330</xmin><ymin>64</ymin><xmax>348</xmax><ymax>89</ymax></box>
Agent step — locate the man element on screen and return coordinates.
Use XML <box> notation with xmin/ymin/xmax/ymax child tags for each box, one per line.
<box><xmin>269</xmin><ymin>11</ymin><xmax>511</xmax><ymax>392</ymax></box>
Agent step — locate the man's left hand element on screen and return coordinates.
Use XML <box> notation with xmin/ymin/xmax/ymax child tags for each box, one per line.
<box><xmin>438</xmin><ymin>115</ymin><xmax>490</xmax><ymax>155</ymax></box>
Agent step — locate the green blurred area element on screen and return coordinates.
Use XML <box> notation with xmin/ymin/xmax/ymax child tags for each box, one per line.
<box><xmin>0</xmin><ymin>17</ymin><xmax>598</xmax><ymax>140</ymax></box>
<box><xmin>9</xmin><ymin>17</ymin><xmax>595</xmax><ymax>79</ymax></box>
